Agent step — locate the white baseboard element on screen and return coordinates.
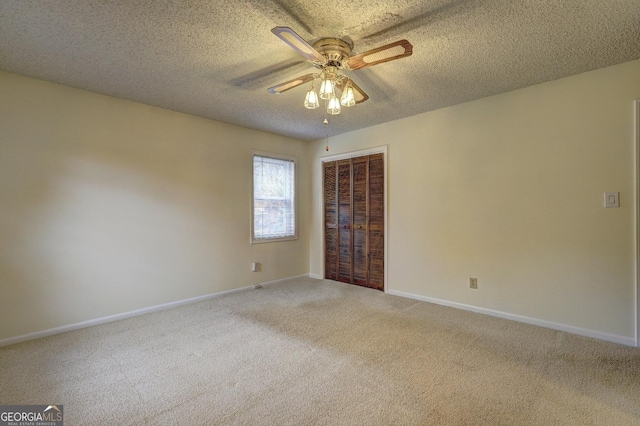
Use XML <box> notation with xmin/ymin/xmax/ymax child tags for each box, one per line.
<box><xmin>256</xmin><ymin>274</ymin><xmax>310</xmax><ymax>287</ymax></box>
<box><xmin>0</xmin><ymin>274</ymin><xmax>310</xmax><ymax>348</ymax></box>
<box><xmin>387</xmin><ymin>289</ymin><xmax>637</xmax><ymax>347</ymax></box>
<box><xmin>309</xmin><ymin>273</ymin><xmax>323</xmax><ymax>279</ymax></box>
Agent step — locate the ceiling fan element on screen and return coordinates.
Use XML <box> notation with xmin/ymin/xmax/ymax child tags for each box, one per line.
<box><xmin>267</xmin><ymin>26</ymin><xmax>413</xmax><ymax>115</ymax></box>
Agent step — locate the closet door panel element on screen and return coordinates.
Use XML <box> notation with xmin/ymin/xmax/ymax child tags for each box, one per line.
<box><xmin>324</xmin><ymin>162</ymin><xmax>338</xmax><ymax>280</ymax></box>
<box><xmin>352</xmin><ymin>157</ymin><xmax>368</xmax><ymax>285</ymax></box>
<box><xmin>337</xmin><ymin>160</ymin><xmax>352</xmax><ymax>283</ymax></box>
<box><xmin>368</xmin><ymin>154</ymin><xmax>384</xmax><ymax>290</ymax></box>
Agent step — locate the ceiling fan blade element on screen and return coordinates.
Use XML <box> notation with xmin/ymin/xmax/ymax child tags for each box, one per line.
<box><xmin>272</xmin><ymin>26</ymin><xmax>326</xmax><ymax>63</ymax></box>
<box><xmin>335</xmin><ymin>78</ymin><xmax>369</xmax><ymax>104</ymax></box>
<box><xmin>267</xmin><ymin>73</ymin><xmax>316</xmax><ymax>94</ymax></box>
<box><xmin>346</xmin><ymin>40</ymin><xmax>413</xmax><ymax>70</ymax></box>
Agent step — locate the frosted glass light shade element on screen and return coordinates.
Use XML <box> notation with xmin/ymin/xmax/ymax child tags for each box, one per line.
<box><xmin>327</xmin><ymin>95</ymin><xmax>341</xmax><ymax>115</ymax></box>
<box><xmin>319</xmin><ymin>78</ymin><xmax>334</xmax><ymax>100</ymax></box>
<box><xmin>340</xmin><ymin>85</ymin><xmax>355</xmax><ymax>107</ymax></box>
<box><xmin>304</xmin><ymin>88</ymin><xmax>319</xmax><ymax>109</ymax></box>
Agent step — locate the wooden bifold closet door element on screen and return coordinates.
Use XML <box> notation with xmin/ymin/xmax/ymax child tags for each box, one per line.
<box><xmin>324</xmin><ymin>153</ymin><xmax>384</xmax><ymax>291</ymax></box>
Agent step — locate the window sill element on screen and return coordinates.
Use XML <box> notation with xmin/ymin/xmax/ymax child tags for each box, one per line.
<box><xmin>251</xmin><ymin>236</ymin><xmax>298</xmax><ymax>244</ymax></box>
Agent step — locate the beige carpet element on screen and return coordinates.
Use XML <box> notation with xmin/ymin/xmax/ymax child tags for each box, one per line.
<box><xmin>1</xmin><ymin>277</ymin><xmax>639</xmax><ymax>425</ymax></box>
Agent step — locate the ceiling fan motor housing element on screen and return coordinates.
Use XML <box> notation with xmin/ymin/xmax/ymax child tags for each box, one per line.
<box><xmin>312</xmin><ymin>38</ymin><xmax>353</xmax><ymax>69</ymax></box>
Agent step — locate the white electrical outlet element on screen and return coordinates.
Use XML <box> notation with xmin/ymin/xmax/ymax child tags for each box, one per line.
<box><xmin>251</xmin><ymin>262</ymin><xmax>259</xmax><ymax>272</ymax></box>
<box><xmin>604</xmin><ymin>192</ymin><xmax>619</xmax><ymax>208</ymax></box>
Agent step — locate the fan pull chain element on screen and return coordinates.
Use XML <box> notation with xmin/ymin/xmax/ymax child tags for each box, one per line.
<box><xmin>324</xmin><ymin>118</ymin><xmax>330</xmax><ymax>151</ymax></box>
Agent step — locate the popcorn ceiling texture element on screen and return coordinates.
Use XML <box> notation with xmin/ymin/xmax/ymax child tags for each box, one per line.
<box><xmin>0</xmin><ymin>0</ymin><xmax>639</xmax><ymax>141</ymax></box>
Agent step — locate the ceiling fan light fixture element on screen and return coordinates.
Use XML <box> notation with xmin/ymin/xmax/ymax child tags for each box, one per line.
<box><xmin>304</xmin><ymin>86</ymin><xmax>319</xmax><ymax>109</ymax></box>
<box><xmin>327</xmin><ymin>95</ymin><xmax>341</xmax><ymax>115</ymax></box>
<box><xmin>340</xmin><ymin>84</ymin><xmax>355</xmax><ymax>107</ymax></box>
<box><xmin>319</xmin><ymin>77</ymin><xmax>334</xmax><ymax>100</ymax></box>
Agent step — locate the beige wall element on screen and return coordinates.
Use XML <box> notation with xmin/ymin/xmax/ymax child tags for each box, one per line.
<box><xmin>310</xmin><ymin>59</ymin><xmax>640</xmax><ymax>342</ymax></box>
<box><xmin>0</xmin><ymin>71</ymin><xmax>310</xmax><ymax>341</ymax></box>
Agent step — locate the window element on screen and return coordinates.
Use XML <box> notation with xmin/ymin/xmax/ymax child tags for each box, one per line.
<box><xmin>252</xmin><ymin>152</ymin><xmax>296</xmax><ymax>243</ymax></box>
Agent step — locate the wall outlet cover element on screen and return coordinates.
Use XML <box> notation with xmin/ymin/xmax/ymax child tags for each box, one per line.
<box><xmin>470</xmin><ymin>278</ymin><xmax>478</xmax><ymax>289</ymax></box>
<box><xmin>604</xmin><ymin>192</ymin><xmax>620</xmax><ymax>208</ymax></box>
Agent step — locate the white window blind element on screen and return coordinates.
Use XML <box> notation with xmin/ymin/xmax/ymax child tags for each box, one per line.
<box><xmin>252</xmin><ymin>154</ymin><xmax>296</xmax><ymax>242</ymax></box>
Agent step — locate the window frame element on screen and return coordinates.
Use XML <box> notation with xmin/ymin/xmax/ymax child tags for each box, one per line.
<box><xmin>251</xmin><ymin>150</ymin><xmax>298</xmax><ymax>244</ymax></box>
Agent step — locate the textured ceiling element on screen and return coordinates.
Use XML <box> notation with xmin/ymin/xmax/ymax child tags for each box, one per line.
<box><xmin>1</xmin><ymin>1</ymin><xmax>639</xmax><ymax>141</ymax></box>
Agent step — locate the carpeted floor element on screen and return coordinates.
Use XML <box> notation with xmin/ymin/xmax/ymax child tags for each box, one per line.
<box><xmin>1</xmin><ymin>277</ymin><xmax>639</xmax><ymax>425</ymax></box>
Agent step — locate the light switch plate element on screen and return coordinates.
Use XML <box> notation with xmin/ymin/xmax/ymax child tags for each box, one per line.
<box><xmin>604</xmin><ymin>192</ymin><xmax>620</xmax><ymax>208</ymax></box>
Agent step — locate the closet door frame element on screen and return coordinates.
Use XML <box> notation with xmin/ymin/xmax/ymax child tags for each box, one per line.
<box><xmin>319</xmin><ymin>146</ymin><xmax>388</xmax><ymax>292</ymax></box>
